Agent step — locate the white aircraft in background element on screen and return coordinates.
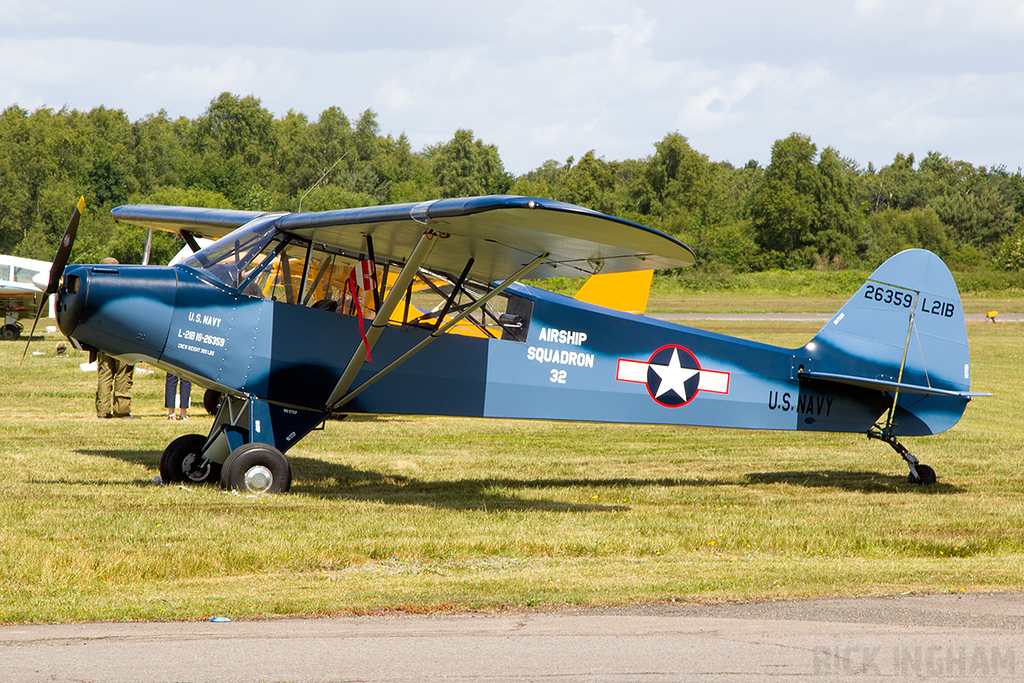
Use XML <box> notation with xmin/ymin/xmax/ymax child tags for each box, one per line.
<box><xmin>0</xmin><ymin>254</ymin><xmax>55</xmax><ymax>340</ymax></box>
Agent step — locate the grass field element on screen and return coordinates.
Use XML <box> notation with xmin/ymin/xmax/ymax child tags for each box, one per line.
<box><xmin>1</xmin><ymin>313</ymin><xmax>1022</xmax><ymax>624</ymax></box>
<box><xmin>647</xmin><ymin>293</ymin><xmax>1024</xmax><ymax>315</ymax></box>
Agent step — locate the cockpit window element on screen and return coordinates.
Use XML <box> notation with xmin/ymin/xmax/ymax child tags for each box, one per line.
<box><xmin>180</xmin><ymin>214</ymin><xmax>284</xmax><ymax>291</ymax></box>
<box><xmin>176</xmin><ymin>214</ymin><xmax>532</xmax><ymax>340</ymax></box>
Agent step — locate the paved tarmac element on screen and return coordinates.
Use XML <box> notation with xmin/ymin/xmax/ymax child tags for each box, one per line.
<box><xmin>3</xmin><ymin>593</ymin><xmax>1022</xmax><ymax>682</ymax></box>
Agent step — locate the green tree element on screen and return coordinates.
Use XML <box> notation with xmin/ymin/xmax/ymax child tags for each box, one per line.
<box><xmin>861</xmin><ymin>153</ymin><xmax>924</xmax><ymax>212</ymax></box>
<box><xmin>996</xmin><ymin>225</ymin><xmax>1024</xmax><ymax>270</ymax></box>
<box><xmin>750</xmin><ymin>134</ymin><xmax>860</xmax><ymax>269</ymax></box>
<box><xmin>554</xmin><ymin>151</ymin><xmax>617</xmax><ymax>214</ymax></box>
<box><xmin>750</xmin><ymin>133</ymin><xmax>819</xmax><ymax>266</ymax></box>
<box><xmin>186</xmin><ymin>93</ymin><xmax>276</xmax><ymax>204</ymax></box>
<box><xmin>510</xmin><ymin>159</ymin><xmax>565</xmax><ymax>200</ymax></box>
<box><xmin>273</xmin><ymin>109</ymin><xmax>314</xmax><ymax>200</ymax></box>
<box><xmin>631</xmin><ymin>133</ymin><xmax>709</xmax><ymax>220</ymax></box>
<box><xmin>863</xmin><ymin>207</ymin><xmax>949</xmax><ymax>266</ymax></box>
<box><xmin>0</xmin><ymin>106</ymin><xmax>33</xmax><ymax>252</ymax></box>
<box><xmin>132</xmin><ymin>111</ymin><xmax>186</xmax><ymax>193</ymax></box>
<box><xmin>430</xmin><ymin>129</ymin><xmax>511</xmax><ymax>198</ymax></box>
<box><xmin>82</xmin><ymin>107</ymin><xmax>138</xmax><ymax>208</ymax></box>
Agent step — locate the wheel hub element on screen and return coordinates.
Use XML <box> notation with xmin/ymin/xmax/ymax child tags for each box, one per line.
<box><xmin>181</xmin><ymin>452</ymin><xmax>211</xmax><ymax>482</ymax></box>
<box><xmin>243</xmin><ymin>465</ymin><xmax>273</xmax><ymax>493</ymax></box>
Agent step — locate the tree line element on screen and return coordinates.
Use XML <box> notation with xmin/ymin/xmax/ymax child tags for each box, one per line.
<box><xmin>2</xmin><ymin>92</ymin><xmax>1023</xmax><ymax>272</ymax></box>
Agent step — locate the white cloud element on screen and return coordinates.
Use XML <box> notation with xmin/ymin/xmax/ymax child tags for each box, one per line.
<box><xmin>2</xmin><ymin>1</ymin><xmax>1024</xmax><ymax>174</ymax></box>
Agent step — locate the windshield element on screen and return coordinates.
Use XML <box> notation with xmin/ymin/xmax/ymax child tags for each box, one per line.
<box><xmin>180</xmin><ymin>214</ymin><xmax>285</xmax><ymax>291</ymax></box>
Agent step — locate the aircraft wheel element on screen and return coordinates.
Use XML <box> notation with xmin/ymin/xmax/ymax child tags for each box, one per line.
<box><xmin>908</xmin><ymin>463</ymin><xmax>937</xmax><ymax>485</ymax></box>
<box><xmin>1</xmin><ymin>323</ymin><xmax>21</xmax><ymax>340</ymax></box>
<box><xmin>221</xmin><ymin>443</ymin><xmax>291</xmax><ymax>494</ymax></box>
<box><xmin>203</xmin><ymin>389</ymin><xmax>223</xmax><ymax>415</ymax></box>
<box><xmin>160</xmin><ymin>434</ymin><xmax>220</xmax><ymax>485</ymax></box>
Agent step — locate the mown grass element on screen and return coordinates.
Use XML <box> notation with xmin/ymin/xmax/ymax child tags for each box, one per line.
<box><xmin>1</xmin><ymin>315</ymin><xmax>1022</xmax><ymax>624</ymax></box>
<box><xmin>538</xmin><ymin>270</ymin><xmax>1024</xmax><ymax>314</ymax></box>
<box><xmin>647</xmin><ymin>292</ymin><xmax>1024</xmax><ymax>315</ymax></box>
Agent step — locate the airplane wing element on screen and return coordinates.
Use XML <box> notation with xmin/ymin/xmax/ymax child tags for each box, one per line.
<box><xmin>109</xmin><ymin>205</ymin><xmax>266</xmax><ymax>242</ymax></box>
<box><xmin>112</xmin><ymin>196</ymin><xmax>696</xmax><ymax>282</ymax></box>
<box><xmin>0</xmin><ymin>281</ymin><xmax>41</xmax><ymax>296</ymax></box>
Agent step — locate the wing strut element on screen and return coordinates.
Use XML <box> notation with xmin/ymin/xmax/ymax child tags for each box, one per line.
<box><xmin>324</xmin><ymin>228</ymin><xmax>440</xmax><ymax>408</ymax></box>
<box><xmin>180</xmin><ymin>230</ymin><xmax>202</xmax><ymax>253</ymax></box>
<box><xmin>328</xmin><ymin>251</ymin><xmax>550</xmax><ymax>413</ymax></box>
<box><xmin>433</xmin><ymin>258</ymin><xmax>474</xmax><ymax>332</ymax></box>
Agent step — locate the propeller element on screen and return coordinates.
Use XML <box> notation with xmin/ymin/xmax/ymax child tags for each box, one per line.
<box><xmin>21</xmin><ymin>196</ymin><xmax>85</xmax><ymax>364</ymax></box>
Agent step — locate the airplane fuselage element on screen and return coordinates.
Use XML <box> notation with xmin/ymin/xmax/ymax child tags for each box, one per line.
<box><xmin>57</xmin><ymin>262</ymin><xmax>920</xmax><ymax>453</ymax></box>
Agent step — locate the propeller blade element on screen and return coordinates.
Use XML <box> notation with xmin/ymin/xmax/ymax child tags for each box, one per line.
<box><xmin>47</xmin><ymin>195</ymin><xmax>85</xmax><ymax>295</ymax></box>
<box><xmin>21</xmin><ymin>196</ymin><xmax>85</xmax><ymax>364</ymax></box>
<box><xmin>19</xmin><ymin>293</ymin><xmax>50</xmax><ymax>365</ymax></box>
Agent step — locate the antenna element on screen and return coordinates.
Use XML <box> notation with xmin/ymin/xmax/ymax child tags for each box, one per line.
<box><xmin>298</xmin><ymin>154</ymin><xmax>347</xmax><ymax>212</ymax></box>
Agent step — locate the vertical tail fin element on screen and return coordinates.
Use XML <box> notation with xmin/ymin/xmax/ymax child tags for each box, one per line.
<box><xmin>802</xmin><ymin>249</ymin><xmax>974</xmax><ymax>435</ymax></box>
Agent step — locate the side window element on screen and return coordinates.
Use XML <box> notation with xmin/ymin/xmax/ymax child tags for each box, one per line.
<box><xmin>182</xmin><ymin>215</ymin><xmax>282</xmax><ymax>294</ymax></box>
<box><xmin>251</xmin><ymin>245</ymin><xmax>304</xmax><ymax>304</ymax></box>
<box><xmin>251</xmin><ymin>241</ymin><xmax>534</xmax><ymax>343</ymax></box>
<box><xmin>397</xmin><ymin>274</ymin><xmax>533</xmax><ymax>342</ymax></box>
<box><xmin>256</xmin><ymin>247</ymin><xmax>353</xmax><ymax>308</ymax></box>
<box><xmin>500</xmin><ymin>294</ymin><xmax>533</xmax><ymax>342</ymax></box>
<box><xmin>14</xmin><ymin>267</ymin><xmax>41</xmax><ymax>284</ymax></box>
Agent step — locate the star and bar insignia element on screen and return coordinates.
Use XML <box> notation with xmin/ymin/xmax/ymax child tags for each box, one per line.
<box><xmin>616</xmin><ymin>344</ymin><xmax>729</xmax><ymax>407</ymax></box>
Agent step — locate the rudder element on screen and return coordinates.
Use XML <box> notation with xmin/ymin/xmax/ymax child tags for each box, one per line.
<box><xmin>804</xmin><ymin>249</ymin><xmax>972</xmax><ymax>435</ymax></box>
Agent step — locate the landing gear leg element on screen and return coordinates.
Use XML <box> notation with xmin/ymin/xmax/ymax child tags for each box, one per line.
<box><xmin>867</xmin><ymin>427</ymin><xmax>937</xmax><ymax>485</ymax></box>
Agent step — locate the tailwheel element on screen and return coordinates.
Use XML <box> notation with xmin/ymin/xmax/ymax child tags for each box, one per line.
<box><xmin>867</xmin><ymin>426</ymin><xmax>937</xmax><ymax>486</ymax></box>
<box><xmin>909</xmin><ymin>463</ymin><xmax>937</xmax><ymax>486</ymax></box>
<box><xmin>221</xmin><ymin>443</ymin><xmax>291</xmax><ymax>494</ymax></box>
<box><xmin>160</xmin><ymin>434</ymin><xmax>221</xmax><ymax>485</ymax></box>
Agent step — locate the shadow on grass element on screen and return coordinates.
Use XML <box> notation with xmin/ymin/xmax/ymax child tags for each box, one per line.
<box><xmin>285</xmin><ymin>453</ymin><xmax>763</xmax><ymax>511</ymax></box>
<box><xmin>31</xmin><ymin>450</ymin><xmax>165</xmax><ymax>489</ymax></box>
<box><xmin>76</xmin><ymin>450</ymin><xmax>961</xmax><ymax>511</ymax></box>
<box><xmin>744</xmin><ymin>469</ymin><xmax>963</xmax><ymax>494</ymax></box>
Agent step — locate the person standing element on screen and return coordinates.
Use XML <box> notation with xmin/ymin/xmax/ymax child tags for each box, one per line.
<box><xmin>165</xmin><ymin>373</ymin><xmax>191</xmax><ymax>420</ymax></box>
<box><xmin>94</xmin><ymin>258</ymin><xmax>135</xmax><ymax>418</ymax></box>
<box><xmin>96</xmin><ymin>350</ymin><xmax>135</xmax><ymax>418</ymax></box>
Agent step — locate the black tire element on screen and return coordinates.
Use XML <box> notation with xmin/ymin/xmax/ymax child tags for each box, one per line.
<box><xmin>220</xmin><ymin>443</ymin><xmax>291</xmax><ymax>494</ymax></box>
<box><xmin>160</xmin><ymin>434</ymin><xmax>221</xmax><ymax>485</ymax></box>
<box><xmin>911</xmin><ymin>463</ymin><xmax>937</xmax><ymax>485</ymax></box>
<box><xmin>203</xmin><ymin>389</ymin><xmax>223</xmax><ymax>415</ymax></box>
<box><xmin>1</xmin><ymin>323</ymin><xmax>21</xmax><ymax>341</ymax></box>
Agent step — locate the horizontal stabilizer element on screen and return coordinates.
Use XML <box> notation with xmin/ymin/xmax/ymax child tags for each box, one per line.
<box><xmin>801</xmin><ymin>370</ymin><xmax>991</xmax><ymax>398</ymax></box>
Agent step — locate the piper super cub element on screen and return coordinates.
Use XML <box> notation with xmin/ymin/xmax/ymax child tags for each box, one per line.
<box><xmin>31</xmin><ymin>196</ymin><xmax>985</xmax><ymax>493</ymax></box>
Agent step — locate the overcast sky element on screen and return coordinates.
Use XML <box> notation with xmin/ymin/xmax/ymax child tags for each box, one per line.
<box><xmin>2</xmin><ymin>0</ymin><xmax>1024</xmax><ymax>175</ymax></box>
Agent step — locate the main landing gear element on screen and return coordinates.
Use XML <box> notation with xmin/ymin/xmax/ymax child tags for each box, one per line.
<box><xmin>2</xmin><ymin>322</ymin><xmax>23</xmax><ymax>340</ymax></box>
<box><xmin>867</xmin><ymin>426</ymin><xmax>937</xmax><ymax>485</ymax></box>
<box><xmin>158</xmin><ymin>395</ymin><xmax>326</xmax><ymax>494</ymax></box>
<box><xmin>220</xmin><ymin>442</ymin><xmax>291</xmax><ymax>494</ymax></box>
<box><xmin>159</xmin><ymin>436</ymin><xmax>291</xmax><ymax>494</ymax></box>
<box><xmin>160</xmin><ymin>434</ymin><xmax>220</xmax><ymax>485</ymax></box>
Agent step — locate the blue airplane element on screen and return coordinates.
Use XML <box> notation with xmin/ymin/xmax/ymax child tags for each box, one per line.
<box><xmin>37</xmin><ymin>196</ymin><xmax>984</xmax><ymax>493</ymax></box>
